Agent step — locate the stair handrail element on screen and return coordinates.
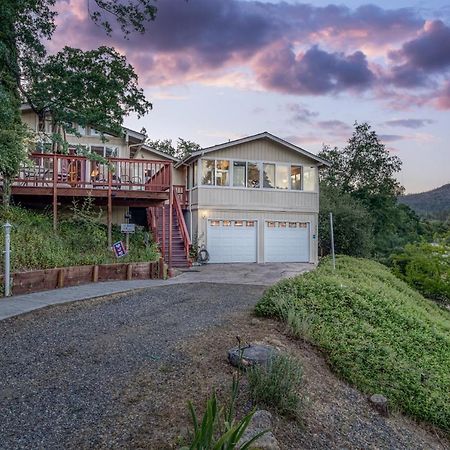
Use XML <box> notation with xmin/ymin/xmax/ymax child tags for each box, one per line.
<box><xmin>172</xmin><ymin>186</ymin><xmax>191</xmax><ymax>261</ymax></box>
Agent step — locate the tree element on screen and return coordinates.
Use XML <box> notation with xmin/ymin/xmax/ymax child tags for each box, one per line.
<box><xmin>0</xmin><ymin>0</ymin><xmax>157</xmax><ymax>205</ymax></box>
<box><xmin>147</xmin><ymin>138</ymin><xmax>201</xmax><ymax>160</ymax></box>
<box><xmin>319</xmin><ymin>122</ymin><xmax>421</xmax><ymax>258</ymax></box>
<box><xmin>319</xmin><ymin>183</ymin><xmax>374</xmax><ymax>257</ymax></box>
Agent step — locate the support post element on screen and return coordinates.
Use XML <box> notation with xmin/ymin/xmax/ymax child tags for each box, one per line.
<box><xmin>126</xmin><ymin>263</ymin><xmax>132</xmax><ymax>280</ymax></box>
<box><xmin>52</xmin><ymin>153</ymin><xmax>58</xmax><ymax>232</ymax></box>
<box><xmin>3</xmin><ymin>222</ymin><xmax>11</xmax><ymax>297</ymax></box>
<box><xmin>329</xmin><ymin>212</ymin><xmax>336</xmax><ymax>270</ymax></box>
<box><xmin>107</xmin><ymin>169</ymin><xmax>112</xmax><ymax>248</ymax></box>
<box><xmin>162</xmin><ymin>206</ymin><xmax>166</xmax><ymax>260</ymax></box>
<box><xmin>168</xmin><ymin>165</ymin><xmax>173</xmax><ymax>270</ymax></box>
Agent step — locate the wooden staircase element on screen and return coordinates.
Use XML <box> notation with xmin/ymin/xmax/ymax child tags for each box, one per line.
<box><xmin>147</xmin><ymin>187</ymin><xmax>191</xmax><ymax>268</ymax></box>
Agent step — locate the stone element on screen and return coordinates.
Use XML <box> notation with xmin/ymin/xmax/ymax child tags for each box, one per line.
<box><xmin>238</xmin><ymin>410</ymin><xmax>280</xmax><ymax>450</ymax></box>
<box><xmin>228</xmin><ymin>344</ymin><xmax>278</xmax><ymax>368</ymax></box>
<box><xmin>369</xmin><ymin>394</ymin><xmax>389</xmax><ymax>417</ymax></box>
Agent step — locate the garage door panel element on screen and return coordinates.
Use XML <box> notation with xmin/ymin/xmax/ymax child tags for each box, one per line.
<box><xmin>207</xmin><ymin>221</ymin><xmax>257</xmax><ymax>263</ymax></box>
<box><xmin>264</xmin><ymin>223</ymin><xmax>309</xmax><ymax>263</ymax></box>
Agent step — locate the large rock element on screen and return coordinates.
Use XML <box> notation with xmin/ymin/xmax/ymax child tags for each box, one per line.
<box><xmin>228</xmin><ymin>344</ymin><xmax>278</xmax><ymax>368</ymax></box>
<box><xmin>238</xmin><ymin>410</ymin><xmax>280</xmax><ymax>450</ymax></box>
<box><xmin>369</xmin><ymin>394</ymin><xmax>389</xmax><ymax>417</ymax></box>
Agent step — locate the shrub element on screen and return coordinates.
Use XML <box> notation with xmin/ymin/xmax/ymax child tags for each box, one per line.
<box><xmin>247</xmin><ymin>354</ymin><xmax>303</xmax><ymax>419</ymax></box>
<box><xmin>391</xmin><ymin>241</ymin><xmax>450</xmax><ymax>304</ymax></box>
<box><xmin>255</xmin><ymin>256</ymin><xmax>450</xmax><ymax>431</ymax></box>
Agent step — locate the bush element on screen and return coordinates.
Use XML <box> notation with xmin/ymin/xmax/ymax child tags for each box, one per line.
<box><xmin>391</xmin><ymin>241</ymin><xmax>450</xmax><ymax>304</ymax></box>
<box><xmin>247</xmin><ymin>354</ymin><xmax>303</xmax><ymax>419</ymax></box>
<box><xmin>0</xmin><ymin>204</ymin><xmax>159</xmax><ymax>272</ymax></box>
<box><xmin>255</xmin><ymin>256</ymin><xmax>450</xmax><ymax>431</ymax></box>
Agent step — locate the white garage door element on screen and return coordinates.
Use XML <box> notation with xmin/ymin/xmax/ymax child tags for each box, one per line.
<box><xmin>207</xmin><ymin>219</ymin><xmax>257</xmax><ymax>263</ymax></box>
<box><xmin>264</xmin><ymin>221</ymin><xmax>310</xmax><ymax>262</ymax></box>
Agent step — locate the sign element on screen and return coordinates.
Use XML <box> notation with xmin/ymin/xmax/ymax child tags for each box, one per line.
<box><xmin>112</xmin><ymin>241</ymin><xmax>127</xmax><ymax>258</ymax></box>
<box><xmin>121</xmin><ymin>223</ymin><xmax>136</xmax><ymax>233</ymax></box>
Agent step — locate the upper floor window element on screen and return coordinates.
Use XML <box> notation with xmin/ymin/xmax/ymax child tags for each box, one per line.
<box><xmin>201</xmin><ymin>159</ymin><xmax>215</xmax><ymax>185</ymax></box>
<box><xmin>216</xmin><ymin>160</ymin><xmax>230</xmax><ymax>186</ymax></box>
<box><xmin>291</xmin><ymin>166</ymin><xmax>302</xmax><ymax>190</ymax></box>
<box><xmin>263</xmin><ymin>163</ymin><xmax>275</xmax><ymax>188</ymax></box>
<box><xmin>192</xmin><ymin>162</ymin><xmax>198</xmax><ymax>187</ymax></box>
<box><xmin>303</xmin><ymin>166</ymin><xmax>317</xmax><ymax>192</ymax></box>
<box><xmin>233</xmin><ymin>161</ymin><xmax>246</xmax><ymax>187</ymax></box>
<box><xmin>276</xmin><ymin>165</ymin><xmax>289</xmax><ymax>190</ymax></box>
<box><xmin>247</xmin><ymin>162</ymin><xmax>260</xmax><ymax>188</ymax></box>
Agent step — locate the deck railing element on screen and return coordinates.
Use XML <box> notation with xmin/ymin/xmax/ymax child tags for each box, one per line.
<box><xmin>172</xmin><ymin>186</ymin><xmax>191</xmax><ymax>261</ymax></box>
<box><xmin>11</xmin><ymin>153</ymin><xmax>172</xmax><ymax>192</ymax></box>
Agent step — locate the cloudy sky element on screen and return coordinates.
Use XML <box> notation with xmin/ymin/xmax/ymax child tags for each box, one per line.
<box><xmin>54</xmin><ymin>0</ymin><xmax>450</xmax><ymax>193</ymax></box>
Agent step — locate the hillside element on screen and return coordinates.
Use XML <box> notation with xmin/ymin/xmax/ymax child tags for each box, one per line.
<box><xmin>398</xmin><ymin>183</ymin><xmax>450</xmax><ymax>219</ymax></box>
<box><xmin>255</xmin><ymin>256</ymin><xmax>450</xmax><ymax>431</ymax></box>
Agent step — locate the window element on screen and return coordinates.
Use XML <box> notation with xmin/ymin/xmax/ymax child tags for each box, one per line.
<box><xmin>276</xmin><ymin>165</ymin><xmax>289</xmax><ymax>189</ymax></box>
<box><xmin>291</xmin><ymin>166</ymin><xmax>302</xmax><ymax>190</ymax></box>
<box><xmin>216</xmin><ymin>160</ymin><xmax>230</xmax><ymax>186</ymax></box>
<box><xmin>235</xmin><ymin>220</ymin><xmax>244</xmax><ymax>227</ymax></box>
<box><xmin>263</xmin><ymin>163</ymin><xmax>275</xmax><ymax>188</ymax></box>
<box><xmin>77</xmin><ymin>124</ymin><xmax>87</xmax><ymax>136</ymax></box>
<box><xmin>246</xmin><ymin>221</ymin><xmax>255</xmax><ymax>227</ymax></box>
<box><xmin>105</xmin><ymin>147</ymin><xmax>118</xmax><ymax>158</ymax></box>
<box><xmin>233</xmin><ymin>161</ymin><xmax>246</xmax><ymax>187</ymax></box>
<box><xmin>193</xmin><ymin>162</ymin><xmax>197</xmax><ymax>187</ymax></box>
<box><xmin>223</xmin><ymin>220</ymin><xmax>232</xmax><ymax>226</ymax></box>
<box><xmin>247</xmin><ymin>162</ymin><xmax>260</xmax><ymax>188</ymax></box>
<box><xmin>303</xmin><ymin>166</ymin><xmax>317</xmax><ymax>191</ymax></box>
<box><xmin>91</xmin><ymin>145</ymin><xmax>104</xmax><ymax>157</ymax></box>
<box><xmin>201</xmin><ymin>159</ymin><xmax>214</xmax><ymax>185</ymax></box>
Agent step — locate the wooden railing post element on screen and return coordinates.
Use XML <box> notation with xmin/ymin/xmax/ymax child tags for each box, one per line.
<box><xmin>107</xmin><ymin>168</ymin><xmax>112</xmax><ymax>248</ymax></box>
<box><xmin>168</xmin><ymin>163</ymin><xmax>173</xmax><ymax>270</ymax></box>
<box><xmin>52</xmin><ymin>154</ymin><xmax>58</xmax><ymax>231</ymax></box>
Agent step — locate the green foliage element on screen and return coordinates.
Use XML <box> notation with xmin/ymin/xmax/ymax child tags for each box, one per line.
<box><xmin>319</xmin><ymin>183</ymin><xmax>374</xmax><ymax>257</ymax></box>
<box><xmin>0</xmin><ymin>204</ymin><xmax>158</xmax><ymax>272</ymax></box>
<box><xmin>29</xmin><ymin>46</ymin><xmax>151</xmax><ymax>139</ymax></box>
<box><xmin>319</xmin><ymin>122</ymin><xmax>425</xmax><ymax>259</ymax></box>
<box><xmin>255</xmin><ymin>256</ymin><xmax>450</xmax><ymax>431</ymax></box>
<box><xmin>147</xmin><ymin>137</ymin><xmax>201</xmax><ymax>160</ymax></box>
<box><xmin>247</xmin><ymin>354</ymin><xmax>303</xmax><ymax>419</ymax></box>
<box><xmin>391</xmin><ymin>240</ymin><xmax>450</xmax><ymax>304</ymax></box>
<box><xmin>182</xmin><ymin>375</ymin><xmax>268</xmax><ymax>450</ymax></box>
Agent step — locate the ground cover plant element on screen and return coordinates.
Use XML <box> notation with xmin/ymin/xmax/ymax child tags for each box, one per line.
<box><xmin>247</xmin><ymin>353</ymin><xmax>303</xmax><ymax>420</ymax></box>
<box><xmin>255</xmin><ymin>256</ymin><xmax>450</xmax><ymax>431</ymax></box>
<box><xmin>0</xmin><ymin>203</ymin><xmax>158</xmax><ymax>272</ymax></box>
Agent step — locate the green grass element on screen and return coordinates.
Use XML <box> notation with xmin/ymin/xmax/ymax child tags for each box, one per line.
<box><xmin>0</xmin><ymin>204</ymin><xmax>159</xmax><ymax>272</ymax></box>
<box><xmin>247</xmin><ymin>354</ymin><xmax>303</xmax><ymax>419</ymax></box>
<box><xmin>255</xmin><ymin>256</ymin><xmax>450</xmax><ymax>431</ymax></box>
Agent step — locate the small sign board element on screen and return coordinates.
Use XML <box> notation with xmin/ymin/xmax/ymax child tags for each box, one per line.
<box><xmin>121</xmin><ymin>223</ymin><xmax>136</xmax><ymax>233</ymax></box>
<box><xmin>112</xmin><ymin>240</ymin><xmax>127</xmax><ymax>258</ymax></box>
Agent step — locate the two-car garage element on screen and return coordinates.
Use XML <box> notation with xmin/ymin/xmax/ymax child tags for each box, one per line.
<box><xmin>206</xmin><ymin>219</ymin><xmax>311</xmax><ymax>263</ymax></box>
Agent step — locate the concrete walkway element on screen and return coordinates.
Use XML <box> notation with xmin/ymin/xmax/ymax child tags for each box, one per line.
<box><xmin>0</xmin><ymin>262</ymin><xmax>313</xmax><ymax>321</ymax></box>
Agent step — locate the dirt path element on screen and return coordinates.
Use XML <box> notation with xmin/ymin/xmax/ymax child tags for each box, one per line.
<box><xmin>0</xmin><ymin>283</ymin><xmax>447</xmax><ymax>449</ymax></box>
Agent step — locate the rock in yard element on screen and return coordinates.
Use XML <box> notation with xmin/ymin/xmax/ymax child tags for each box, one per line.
<box><xmin>228</xmin><ymin>344</ymin><xmax>278</xmax><ymax>368</ymax></box>
<box><xmin>369</xmin><ymin>394</ymin><xmax>389</xmax><ymax>417</ymax></box>
<box><xmin>238</xmin><ymin>410</ymin><xmax>280</xmax><ymax>450</ymax></box>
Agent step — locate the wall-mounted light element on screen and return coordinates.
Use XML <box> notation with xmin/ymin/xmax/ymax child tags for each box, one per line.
<box><xmin>202</xmin><ymin>210</ymin><xmax>208</xmax><ymax>219</ymax></box>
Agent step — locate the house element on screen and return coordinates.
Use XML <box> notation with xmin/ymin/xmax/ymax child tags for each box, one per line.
<box><xmin>175</xmin><ymin>132</ymin><xmax>329</xmax><ymax>264</ymax></box>
<box><xmin>14</xmin><ymin>107</ymin><xmax>327</xmax><ymax>267</ymax></box>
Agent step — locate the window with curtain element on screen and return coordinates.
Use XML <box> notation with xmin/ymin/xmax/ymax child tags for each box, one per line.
<box><xmin>263</xmin><ymin>163</ymin><xmax>275</xmax><ymax>188</ymax></box>
<box><xmin>201</xmin><ymin>159</ymin><xmax>215</xmax><ymax>185</ymax></box>
<box><xmin>247</xmin><ymin>162</ymin><xmax>260</xmax><ymax>188</ymax></box>
<box><xmin>291</xmin><ymin>165</ymin><xmax>302</xmax><ymax>190</ymax></box>
<box><xmin>233</xmin><ymin>161</ymin><xmax>246</xmax><ymax>187</ymax></box>
<box><xmin>276</xmin><ymin>165</ymin><xmax>289</xmax><ymax>189</ymax></box>
<box><xmin>215</xmin><ymin>160</ymin><xmax>230</xmax><ymax>186</ymax></box>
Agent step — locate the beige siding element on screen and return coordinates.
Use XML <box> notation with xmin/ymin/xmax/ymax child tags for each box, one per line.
<box><xmin>194</xmin><ymin>187</ymin><xmax>318</xmax><ymax>212</ymax></box>
<box><xmin>193</xmin><ymin>209</ymin><xmax>318</xmax><ymax>263</ymax></box>
<box><xmin>22</xmin><ymin>111</ymin><xmax>38</xmax><ymax>131</ymax></box>
<box><xmin>203</xmin><ymin>139</ymin><xmax>318</xmax><ymax>165</ymax></box>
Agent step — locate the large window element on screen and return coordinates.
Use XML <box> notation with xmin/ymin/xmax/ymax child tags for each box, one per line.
<box><xmin>192</xmin><ymin>162</ymin><xmax>197</xmax><ymax>187</ymax></box>
<box><xmin>291</xmin><ymin>166</ymin><xmax>302</xmax><ymax>190</ymax></box>
<box><xmin>276</xmin><ymin>165</ymin><xmax>289</xmax><ymax>189</ymax></box>
<box><xmin>247</xmin><ymin>162</ymin><xmax>260</xmax><ymax>188</ymax></box>
<box><xmin>303</xmin><ymin>166</ymin><xmax>317</xmax><ymax>191</ymax></box>
<box><xmin>216</xmin><ymin>160</ymin><xmax>230</xmax><ymax>186</ymax></box>
<box><xmin>233</xmin><ymin>161</ymin><xmax>246</xmax><ymax>187</ymax></box>
<box><xmin>201</xmin><ymin>159</ymin><xmax>214</xmax><ymax>185</ymax></box>
<box><xmin>263</xmin><ymin>163</ymin><xmax>275</xmax><ymax>188</ymax></box>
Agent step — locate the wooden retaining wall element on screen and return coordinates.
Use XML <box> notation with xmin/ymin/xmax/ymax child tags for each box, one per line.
<box><xmin>11</xmin><ymin>258</ymin><xmax>165</xmax><ymax>295</ymax></box>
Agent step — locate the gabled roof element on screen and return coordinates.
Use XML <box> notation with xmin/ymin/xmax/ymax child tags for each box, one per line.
<box><xmin>132</xmin><ymin>143</ymin><xmax>179</xmax><ymax>162</ymax></box>
<box><xmin>176</xmin><ymin>132</ymin><xmax>330</xmax><ymax>167</ymax></box>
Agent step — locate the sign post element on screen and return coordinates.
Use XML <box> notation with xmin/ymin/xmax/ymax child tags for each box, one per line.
<box><xmin>329</xmin><ymin>212</ymin><xmax>336</xmax><ymax>271</ymax></box>
<box><xmin>4</xmin><ymin>222</ymin><xmax>11</xmax><ymax>296</ymax></box>
<box><xmin>122</xmin><ymin>211</ymin><xmax>134</xmax><ymax>252</ymax></box>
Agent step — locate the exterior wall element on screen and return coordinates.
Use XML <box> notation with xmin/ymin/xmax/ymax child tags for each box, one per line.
<box><xmin>192</xmin><ymin>208</ymin><xmax>318</xmax><ymax>264</ymax></box>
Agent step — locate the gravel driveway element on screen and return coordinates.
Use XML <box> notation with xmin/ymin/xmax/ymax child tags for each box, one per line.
<box><xmin>0</xmin><ymin>283</ymin><xmax>265</xmax><ymax>449</ymax></box>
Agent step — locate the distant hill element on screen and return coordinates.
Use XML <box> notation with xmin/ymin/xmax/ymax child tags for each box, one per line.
<box><xmin>398</xmin><ymin>183</ymin><xmax>450</xmax><ymax>219</ymax></box>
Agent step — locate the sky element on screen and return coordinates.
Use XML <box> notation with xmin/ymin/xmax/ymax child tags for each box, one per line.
<box><xmin>53</xmin><ymin>0</ymin><xmax>450</xmax><ymax>193</ymax></box>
